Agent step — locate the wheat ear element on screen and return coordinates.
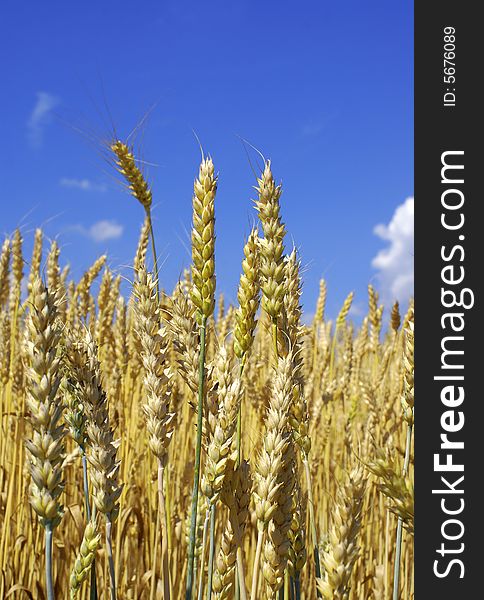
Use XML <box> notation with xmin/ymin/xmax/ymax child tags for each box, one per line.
<box><xmin>213</xmin><ymin>461</ymin><xmax>252</xmax><ymax>600</ymax></box>
<box><xmin>0</xmin><ymin>237</ymin><xmax>10</xmax><ymax>309</ymax></box>
<box><xmin>9</xmin><ymin>229</ymin><xmax>23</xmax><ymax>315</ymax></box>
<box><xmin>234</xmin><ymin>228</ymin><xmax>260</xmax><ymax>363</ymax></box>
<box><xmin>390</xmin><ymin>301</ymin><xmax>401</xmax><ymax>333</ymax></box>
<box><xmin>70</xmin><ymin>518</ymin><xmax>101</xmax><ymax>599</ymax></box>
<box><xmin>75</xmin><ymin>255</ymin><xmax>107</xmax><ymax>323</ymax></box>
<box><xmin>233</xmin><ymin>226</ymin><xmax>260</xmax><ymax>491</ymax></box>
<box><xmin>27</xmin><ymin>229</ymin><xmax>43</xmax><ymax>300</ymax></box>
<box><xmin>167</xmin><ymin>282</ymin><xmax>200</xmax><ymax>396</ymax></box>
<box><xmin>329</xmin><ymin>291</ymin><xmax>354</xmax><ymax>383</ymax></box>
<box><xmin>254</xmin><ymin>161</ymin><xmax>286</xmax><ymax>362</ymax></box>
<box><xmin>0</xmin><ymin>311</ymin><xmax>11</xmax><ymax>385</ymax></box>
<box><xmin>25</xmin><ymin>276</ymin><xmax>65</xmax><ymax>600</ymax></box>
<box><xmin>68</xmin><ymin>334</ymin><xmax>122</xmax><ymax>600</ymax></box>
<box><xmin>252</xmin><ymin>354</ymin><xmax>295</xmax><ymax>599</ymax></box>
<box><xmin>317</xmin><ymin>467</ymin><xmax>366</xmax><ymax>600</ymax></box>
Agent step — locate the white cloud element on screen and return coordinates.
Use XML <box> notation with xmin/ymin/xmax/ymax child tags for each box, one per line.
<box><xmin>372</xmin><ymin>197</ymin><xmax>414</xmax><ymax>305</ymax></box>
<box><xmin>60</xmin><ymin>178</ymin><xmax>107</xmax><ymax>192</ymax></box>
<box><xmin>88</xmin><ymin>220</ymin><xmax>124</xmax><ymax>242</ymax></box>
<box><xmin>71</xmin><ymin>221</ymin><xmax>124</xmax><ymax>242</ymax></box>
<box><xmin>27</xmin><ymin>92</ymin><xmax>60</xmax><ymax>147</ymax></box>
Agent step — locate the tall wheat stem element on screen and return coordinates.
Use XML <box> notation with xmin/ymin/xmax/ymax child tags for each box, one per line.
<box><xmin>146</xmin><ymin>211</ymin><xmax>160</xmax><ymax>298</ymax></box>
<box><xmin>197</xmin><ymin>508</ymin><xmax>210</xmax><ymax>600</ymax></box>
<box><xmin>158</xmin><ymin>461</ymin><xmax>172</xmax><ymax>600</ymax></box>
<box><xmin>284</xmin><ymin>569</ymin><xmax>290</xmax><ymax>599</ymax></box>
<box><xmin>392</xmin><ymin>423</ymin><xmax>413</xmax><ymax>600</ymax></box>
<box><xmin>186</xmin><ymin>315</ymin><xmax>207</xmax><ymax>600</ymax></box>
<box><xmin>150</xmin><ymin>508</ymin><xmax>161</xmax><ymax>600</ymax></box>
<box><xmin>294</xmin><ymin>574</ymin><xmax>301</xmax><ymax>600</ymax></box>
<box><xmin>106</xmin><ymin>519</ymin><xmax>116</xmax><ymax>600</ymax></box>
<box><xmin>81</xmin><ymin>450</ymin><xmax>91</xmax><ymax>520</ymax></box>
<box><xmin>165</xmin><ymin>469</ymin><xmax>173</xmax><ymax>559</ymax></box>
<box><xmin>90</xmin><ymin>505</ymin><xmax>98</xmax><ymax>600</ymax></box>
<box><xmin>81</xmin><ymin>448</ymin><xmax>99</xmax><ymax>600</ymax></box>
<box><xmin>234</xmin><ymin>359</ymin><xmax>246</xmax><ymax>600</ymax></box>
<box><xmin>303</xmin><ymin>459</ymin><xmax>322</xmax><ymax>597</ymax></box>
<box><xmin>236</xmin><ymin>548</ymin><xmax>248</xmax><ymax>600</ymax></box>
<box><xmin>45</xmin><ymin>523</ymin><xmax>54</xmax><ymax>600</ymax></box>
<box><xmin>251</xmin><ymin>529</ymin><xmax>264</xmax><ymax>600</ymax></box>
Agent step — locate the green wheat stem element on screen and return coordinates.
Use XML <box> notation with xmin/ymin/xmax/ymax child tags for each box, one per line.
<box><xmin>90</xmin><ymin>505</ymin><xmax>98</xmax><ymax>600</ymax></box>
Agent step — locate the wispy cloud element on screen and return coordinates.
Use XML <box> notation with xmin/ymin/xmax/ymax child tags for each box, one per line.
<box><xmin>72</xmin><ymin>220</ymin><xmax>124</xmax><ymax>243</ymax></box>
<box><xmin>60</xmin><ymin>178</ymin><xmax>107</xmax><ymax>193</ymax></box>
<box><xmin>372</xmin><ymin>197</ymin><xmax>414</xmax><ymax>306</ymax></box>
<box><xmin>27</xmin><ymin>92</ymin><xmax>60</xmax><ymax>147</ymax></box>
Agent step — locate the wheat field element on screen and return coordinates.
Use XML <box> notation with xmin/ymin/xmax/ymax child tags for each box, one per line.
<box><xmin>0</xmin><ymin>141</ymin><xmax>414</xmax><ymax>600</ymax></box>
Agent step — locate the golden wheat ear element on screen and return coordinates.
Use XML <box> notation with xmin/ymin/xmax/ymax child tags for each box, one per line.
<box><xmin>25</xmin><ymin>276</ymin><xmax>66</xmax><ymax>528</ymax></box>
<box><xmin>233</xmin><ymin>228</ymin><xmax>260</xmax><ymax>362</ymax></box>
<box><xmin>254</xmin><ymin>162</ymin><xmax>286</xmax><ymax>322</ymax></box>
<box><xmin>111</xmin><ymin>140</ymin><xmax>152</xmax><ymax>210</ymax></box>
<box><xmin>0</xmin><ymin>237</ymin><xmax>11</xmax><ymax>309</ymax></box>
<box><xmin>191</xmin><ymin>157</ymin><xmax>217</xmax><ymax>322</ymax></box>
<box><xmin>317</xmin><ymin>467</ymin><xmax>366</xmax><ymax>600</ymax></box>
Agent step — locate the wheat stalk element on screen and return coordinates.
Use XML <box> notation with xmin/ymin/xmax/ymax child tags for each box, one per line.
<box><xmin>186</xmin><ymin>156</ymin><xmax>217</xmax><ymax>600</ymax></box>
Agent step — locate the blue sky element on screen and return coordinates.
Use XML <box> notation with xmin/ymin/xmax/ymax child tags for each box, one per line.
<box><xmin>1</xmin><ymin>1</ymin><xmax>413</xmax><ymax>320</ymax></box>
